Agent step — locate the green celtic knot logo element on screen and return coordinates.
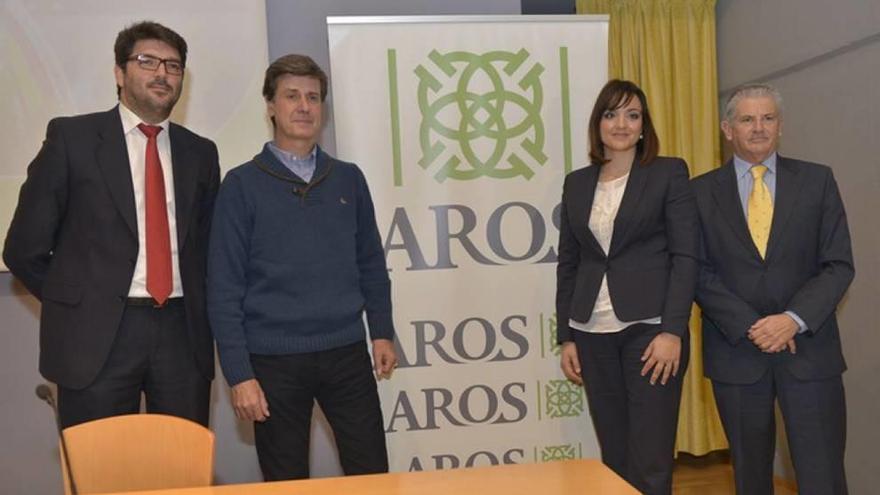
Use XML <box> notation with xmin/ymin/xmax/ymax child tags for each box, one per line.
<box><xmin>414</xmin><ymin>48</ymin><xmax>547</xmax><ymax>182</ymax></box>
<box><xmin>540</xmin><ymin>444</ymin><xmax>579</xmax><ymax>462</ymax></box>
<box><xmin>544</xmin><ymin>379</ymin><xmax>585</xmax><ymax>418</ymax></box>
<box><xmin>540</xmin><ymin>312</ymin><xmax>561</xmax><ymax>358</ymax></box>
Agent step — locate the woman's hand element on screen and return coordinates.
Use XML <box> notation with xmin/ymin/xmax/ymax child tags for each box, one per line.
<box><xmin>640</xmin><ymin>332</ymin><xmax>681</xmax><ymax>385</ymax></box>
<box><xmin>560</xmin><ymin>342</ymin><xmax>583</xmax><ymax>385</ymax></box>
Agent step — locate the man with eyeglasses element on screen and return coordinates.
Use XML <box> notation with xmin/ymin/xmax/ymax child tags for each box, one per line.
<box><xmin>4</xmin><ymin>21</ymin><xmax>219</xmax><ymax>428</ymax></box>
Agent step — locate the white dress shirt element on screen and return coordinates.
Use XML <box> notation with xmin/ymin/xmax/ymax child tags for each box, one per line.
<box><xmin>118</xmin><ymin>104</ymin><xmax>183</xmax><ymax>298</ymax></box>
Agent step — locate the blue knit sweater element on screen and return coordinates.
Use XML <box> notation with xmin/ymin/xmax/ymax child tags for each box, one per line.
<box><xmin>208</xmin><ymin>144</ymin><xmax>394</xmax><ymax>386</ymax></box>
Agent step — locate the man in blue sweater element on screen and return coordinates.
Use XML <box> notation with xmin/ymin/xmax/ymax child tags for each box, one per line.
<box><xmin>208</xmin><ymin>54</ymin><xmax>397</xmax><ymax>481</ymax></box>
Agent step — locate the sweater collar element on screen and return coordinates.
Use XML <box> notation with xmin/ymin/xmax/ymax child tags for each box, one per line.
<box><xmin>259</xmin><ymin>143</ymin><xmax>331</xmax><ymax>183</ymax></box>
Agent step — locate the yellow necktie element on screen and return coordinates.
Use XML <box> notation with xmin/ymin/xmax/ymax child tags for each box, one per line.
<box><xmin>748</xmin><ymin>165</ymin><xmax>773</xmax><ymax>258</ymax></box>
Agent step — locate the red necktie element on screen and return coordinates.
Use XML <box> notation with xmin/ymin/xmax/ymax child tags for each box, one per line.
<box><xmin>138</xmin><ymin>124</ymin><xmax>172</xmax><ymax>305</ymax></box>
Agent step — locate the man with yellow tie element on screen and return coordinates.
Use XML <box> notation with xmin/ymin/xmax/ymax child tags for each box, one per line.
<box><xmin>693</xmin><ymin>83</ymin><xmax>854</xmax><ymax>495</ymax></box>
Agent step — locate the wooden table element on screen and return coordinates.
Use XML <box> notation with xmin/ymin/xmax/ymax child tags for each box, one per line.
<box><xmin>107</xmin><ymin>460</ymin><xmax>639</xmax><ymax>494</ymax></box>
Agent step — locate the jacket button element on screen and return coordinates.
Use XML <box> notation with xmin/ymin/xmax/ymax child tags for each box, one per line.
<box><xmin>118</xmin><ymin>295</ymin><xmax>125</xmax><ymax>302</ymax></box>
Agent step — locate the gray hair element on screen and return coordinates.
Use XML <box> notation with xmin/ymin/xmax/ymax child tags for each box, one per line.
<box><xmin>723</xmin><ymin>83</ymin><xmax>783</xmax><ymax>122</ymax></box>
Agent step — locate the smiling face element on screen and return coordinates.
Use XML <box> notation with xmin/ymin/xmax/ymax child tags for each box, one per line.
<box><xmin>267</xmin><ymin>74</ymin><xmax>323</xmax><ymax>153</ymax></box>
<box><xmin>599</xmin><ymin>95</ymin><xmax>643</xmax><ymax>157</ymax></box>
<box><xmin>722</xmin><ymin>95</ymin><xmax>782</xmax><ymax>164</ymax></box>
<box><xmin>114</xmin><ymin>39</ymin><xmax>183</xmax><ymax>124</ymax></box>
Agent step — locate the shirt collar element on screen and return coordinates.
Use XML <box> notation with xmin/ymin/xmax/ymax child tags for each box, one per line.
<box><xmin>733</xmin><ymin>152</ymin><xmax>777</xmax><ymax>179</ymax></box>
<box><xmin>267</xmin><ymin>141</ymin><xmax>317</xmax><ymax>162</ymax></box>
<box><xmin>118</xmin><ymin>103</ymin><xmax>170</xmax><ymax>136</ymax></box>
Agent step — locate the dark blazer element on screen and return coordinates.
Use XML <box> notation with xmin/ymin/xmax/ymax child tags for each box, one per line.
<box><xmin>3</xmin><ymin>107</ymin><xmax>220</xmax><ymax>389</ymax></box>
<box><xmin>556</xmin><ymin>156</ymin><xmax>699</xmax><ymax>343</ymax></box>
<box><xmin>692</xmin><ymin>156</ymin><xmax>854</xmax><ymax>384</ymax></box>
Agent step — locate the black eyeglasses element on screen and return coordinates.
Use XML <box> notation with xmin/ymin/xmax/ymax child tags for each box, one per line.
<box><xmin>127</xmin><ymin>54</ymin><xmax>184</xmax><ymax>75</ymax></box>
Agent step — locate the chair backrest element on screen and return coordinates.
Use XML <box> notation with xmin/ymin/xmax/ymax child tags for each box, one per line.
<box><xmin>60</xmin><ymin>414</ymin><xmax>214</xmax><ymax>494</ymax></box>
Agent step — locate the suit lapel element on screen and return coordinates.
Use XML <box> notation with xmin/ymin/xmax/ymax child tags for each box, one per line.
<box><xmin>170</xmin><ymin>124</ymin><xmax>198</xmax><ymax>250</ymax></box>
<box><xmin>765</xmin><ymin>156</ymin><xmax>803</xmax><ymax>261</ymax></box>
<box><xmin>568</xmin><ymin>165</ymin><xmax>604</xmax><ymax>256</ymax></box>
<box><xmin>96</xmin><ymin>107</ymin><xmax>137</xmax><ymax>238</ymax></box>
<box><xmin>608</xmin><ymin>158</ymin><xmax>647</xmax><ymax>256</ymax></box>
<box><xmin>711</xmin><ymin>160</ymin><xmax>761</xmax><ymax>259</ymax></box>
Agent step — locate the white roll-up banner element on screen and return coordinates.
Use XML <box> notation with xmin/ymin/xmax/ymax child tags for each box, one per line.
<box><xmin>328</xmin><ymin>15</ymin><xmax>609</xmax><ymax>472</ymax></box>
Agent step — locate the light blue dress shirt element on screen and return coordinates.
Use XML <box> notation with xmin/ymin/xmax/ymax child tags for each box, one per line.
<box><xmin>267</xmin><ymin>141</ymin><xmax>317</xmax><ymax>182</ymax></box>
<box><xmin>732</xmin><ymin>152</ymin><xmax>807</xmax><ymax>333</ymax></box>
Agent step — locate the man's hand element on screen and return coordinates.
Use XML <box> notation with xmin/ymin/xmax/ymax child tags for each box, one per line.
<box><xmin>560</xmin><ymin>342</ymin><xmax>583</xmax><ymax>385</ymax></box>
<box><xmin>748</xmin><ymin>314</ymin><xmax>799</xmax><ymax>353</ymax></box>
<box><xmin>372</xmin><ymin>338</ymin><xmax>398</xmax><ymax>380</ymax></box>
<box><xmin>640</xmin><ymin>332</ymin><xmax>682</xmax><ymax>385</ymax></box>
<box><xmin>231</xmin><ymin>378</ymin><xmax>270</xmax><ymax>422</ymax></box>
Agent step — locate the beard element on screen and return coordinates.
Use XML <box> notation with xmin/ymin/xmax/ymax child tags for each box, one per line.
<box><xmin>124</xmin><ymin>76</ymin><xmax>181</xmax><ymax>121</ymax></box>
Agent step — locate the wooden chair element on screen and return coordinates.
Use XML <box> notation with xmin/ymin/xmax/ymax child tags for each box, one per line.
<box><xmin>60</xmin><ymin>414</ymin><xmax>214</xmax><ymax>494</ymax></box>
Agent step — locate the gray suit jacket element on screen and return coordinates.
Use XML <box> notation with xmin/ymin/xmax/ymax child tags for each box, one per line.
<box><xmin>693</xmin><ymin>156</ymin><xmax>854</xmax><ymax>384</ymax></box>
<box><xmin>3</xmin><ymin>107</ymin><xmax>220</xmax><ymax>389</ymax></box>
<box><xmin>556</xmin><ymin>156</ymin><xmax>699</xmax><ymax>342</ymax></box>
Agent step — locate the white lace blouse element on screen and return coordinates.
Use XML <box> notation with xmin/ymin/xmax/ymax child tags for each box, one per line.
<box><xmin>569</xmin><ymin>173</ymin><xmax>662</xmax><ymax>334</ymax></box>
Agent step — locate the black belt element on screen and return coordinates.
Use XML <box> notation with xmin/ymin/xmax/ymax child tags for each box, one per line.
<box><xmin>125</xmin><ymin>297</ymin><xmax>184</xmax><ymax>308</ymax></box>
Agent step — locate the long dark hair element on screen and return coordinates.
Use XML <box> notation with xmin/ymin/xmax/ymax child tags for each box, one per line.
<box><xmin>587</xmin><ymin>79</ymin><xmax>659</xmax><ymax>166</ymax></box>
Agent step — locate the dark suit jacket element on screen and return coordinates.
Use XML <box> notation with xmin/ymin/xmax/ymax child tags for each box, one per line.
<box><xmin>556</xmin><ymin>156</ymin><xmax>699</xmax><ymax>343</ymax></box>
<box><xmin>3</xmin><ymin>107</ymin><xmax>220</xmax><ymax>389</ymax></box>
<box><xmin>693</xmin><ymin>156</ymin><xmax>854</xmax><ymax>384</ymax></box>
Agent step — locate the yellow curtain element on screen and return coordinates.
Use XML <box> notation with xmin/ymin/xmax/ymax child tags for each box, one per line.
<box><xmin>578</xmin><ymin>0</ymin><xmax>727</xmax><ymax>455</ymax></box>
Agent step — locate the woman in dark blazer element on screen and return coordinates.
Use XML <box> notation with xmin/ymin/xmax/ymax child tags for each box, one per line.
<box><xmin>556</xmin><ymin>80</ymin><xmax>698</xmax><ymax>495</ymax></box>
